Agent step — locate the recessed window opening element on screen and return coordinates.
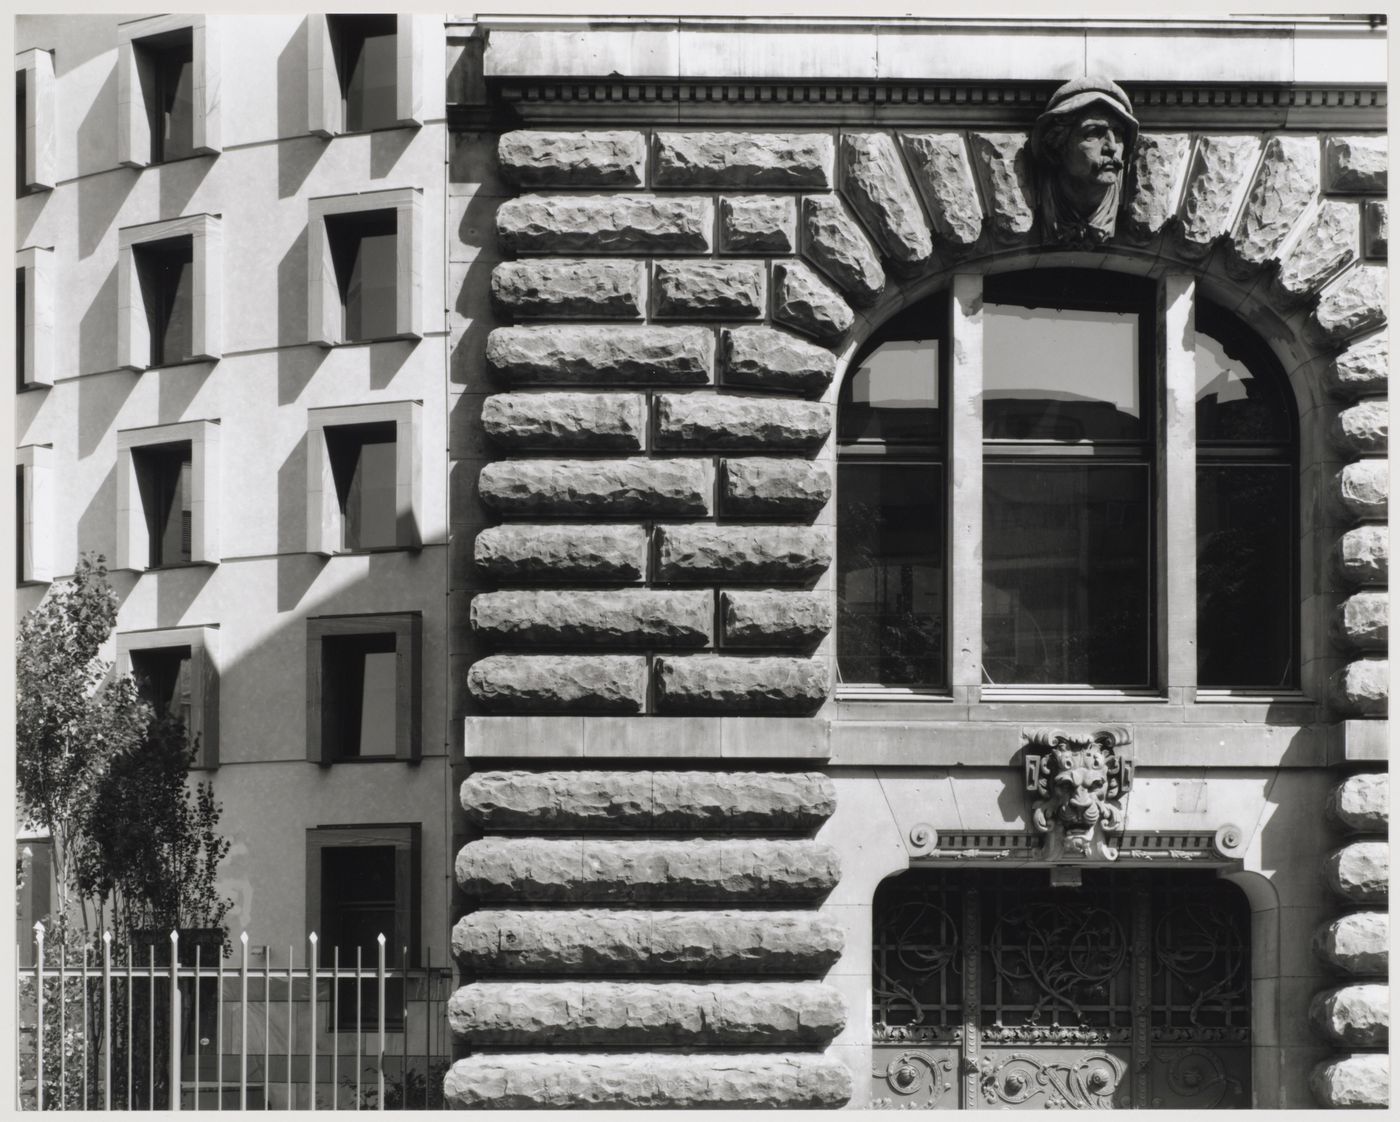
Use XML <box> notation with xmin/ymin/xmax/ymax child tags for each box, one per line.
<box><xmin>326</xmin><ymin>209</ymin><xmax>398</xmax><ymax>343</ymax></box>
<box><xmin>131</xmin><ymin>645</ymin><xmax>193</xmax><ymax>729</ymax></box>
<box><xmin>15</xmin><ymin>467</ymin><xmax>26</xmax><ymax>583</ymax></box>
<box><xmin>133</xmin><ymin>236</ymin><xmax>195</xmax><ymax>366</ymax></box>
<box><xmin>133</xmin><ymin>441</ymin><xmax>193</xmax><ymax>567</ymax></box>
<box><xmin>329</xmin><ymin>15</ymin><xmax>398</xmax><ymax>133</ymax></box>
<box><xmin>136</xmin><ymin>28</ymin><xmax>194</xmax><ymax>164</ymax></box>
<box><xmin>15</xmin><ymin>267</ymin><xmax>26</xmax><ymax>390</ymax></box>
<box><xmin>15</xmin><ymin>71</ymin><xmax>27</xmax><ymax>197</ymax></box>
<box><xmin>322</xmin><ymin>632</ymin><xmax>399</xmax><ymax>759</ymax></box>
<box><xmin>326</xmin><ymin>421</ymin><xmax>398</xmax><ymax>550</ymax></box>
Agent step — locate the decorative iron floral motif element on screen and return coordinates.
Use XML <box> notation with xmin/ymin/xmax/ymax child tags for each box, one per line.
<box><xmin>872</xmin><ymin>1050</ymin><xmax>957</xmax><ymax>1108</ymax></box>
<box><xmin>978</xmin><ymin>1051</ymin><xmax>1126</xmax><ymax>1109</ymax></box>
<box><xmin>1149</xmin><ymin>1047</ymin><xmax>1244</xmax><ymax>1109</ymax></box>
<box><xmin>1023</xmin><ymin>726</ymin><xmax>1133</xmax><ymax>861</ymax></box>
<box><xmin>987</xmin><ymin>898</ymin><xmax>1129</xmax><ymax>1025</ymax></box>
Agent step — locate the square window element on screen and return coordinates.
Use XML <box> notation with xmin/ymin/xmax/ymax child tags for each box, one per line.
<box><xmin>309</xmin><ymin>15</ymin><xmax>426</xmax><ymax>136</ymax></box>
<box><xmin>118</xmin><ymin>17</ymin><xmax>219</xmax><ymax>167</ymax></box>
<box><xmin>136</xmin><ymin>29</ymin><xmax>195</xmax><ymax>164</ymax></box>
<box><xmin>306</xmin><ymin>401</ymin><xmax>421</xmax><ymax>554</ymax></box>
<box><xmin>16</xmin><ymin>246</ymin><xmax>53</xmax><ymax>390</ymax></box>
<box><xmin>307</xmin><ymin>190</ymin><xmax>421</xmax><ymax>347</ymax></box>
<box><xmin>133</xmin><ymin>237</ymin><xmax>195</xmax><ymax>367</ymax></box>
<box><xmin>326</xmin><ymin>210</ymin><xmax>398</xmax><ymax>343</ymax></box>
<box><xmin>329</xmin><ymin>15</ymin><xmax>399</xmax><ymax>133</ymax></box>
<box><xmin>118</xmin><ymin>215</ymin><xmax>221</xmax><ymax>370</ymax></box>
<box><xmin>130</xmin><ymin>645</ymin><xmax>193</xmax><ymax>727</ymax></box>
<box><xmin>131</xmin><ymin>442</ymin><xmax>193</xmax><ymax>567</ymax></box>
<box><xmin>117</xmin><ymin>420</ymin><xmax>220</xmax><ymax>570</ymax></box>
<box><xmin>15</xmin><ymin>49</ymin><xmax>54</xmax><ymax>194</ymax></box>
<box><xmin>116</xmin><ymin>627</ymin><xmax>219</xmax><ymax>768</ymax></box>
<box><xmin>306</xmin><ymin>614</ymin><xmax>421</xmax><ymax>766</ymax></box>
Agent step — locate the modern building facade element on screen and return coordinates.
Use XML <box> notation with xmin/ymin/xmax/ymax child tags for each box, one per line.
<box><xmin>14</xmin><ymin>12</ymin><xmax>1390</xmax><ymax>1112</ymax></box>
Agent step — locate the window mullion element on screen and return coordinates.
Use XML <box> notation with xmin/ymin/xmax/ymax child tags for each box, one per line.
<box><xmin>1157</xmin><ymin>275</ymin><xmax>1197</xmax><ymax>696</ymax></box>
<box><xmin>948</xmin><ymin>275</ymin><xmax>983</xmax><ymax>697</ymax></box>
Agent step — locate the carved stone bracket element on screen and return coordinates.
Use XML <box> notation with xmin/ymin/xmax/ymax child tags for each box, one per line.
<box><xmin>1022</xmin><ymin>726</ymin><xmax>1134</xmax><ymax>863</ymax></box>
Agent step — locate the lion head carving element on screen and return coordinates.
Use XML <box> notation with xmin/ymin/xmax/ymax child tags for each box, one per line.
<box><xmin>1024</xmin><ymin>727</ymin><xmax>1133</xmax><ymax>861</ymax></box>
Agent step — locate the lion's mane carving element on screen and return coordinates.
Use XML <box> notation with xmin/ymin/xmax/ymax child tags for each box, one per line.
<box><xmin>1023</xmin><ymin>727</ymin><xmax>1133</xmax><ymax>862</ymax></box>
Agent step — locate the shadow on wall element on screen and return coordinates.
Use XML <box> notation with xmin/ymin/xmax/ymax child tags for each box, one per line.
<box><xmin>158</xmin><ymin>154</ymin><xmax>215</xmax><ymax>222</ymax></box>
<box><xmin>155</xmin><ymin>563</ymin><xmax>215</xmax><ymax>629</ymax></box>
<box><xmin>77</xmin><ymin>72</ymin><xmax>136</xmax><ymax>259</ymax></box>
<box><xmin>277</xmin><ymin>18</ymin><xmax>322</xmax><ymax>199</ymax></box>
<box><xmin>78</xmin><ymin>265</ymin><xmax>120</xmax><ymax>380</ymax></box>
<box><xmin>370</xmin><ymin>129</ymin><xmax>414</xmax><ymax>180</ymax></box>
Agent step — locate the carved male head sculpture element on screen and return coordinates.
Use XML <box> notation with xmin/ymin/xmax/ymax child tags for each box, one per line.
<box><xmin>1030</xmin><ymin>76</ymin><xmax>1139</xmax><ymax>245</ymax></box>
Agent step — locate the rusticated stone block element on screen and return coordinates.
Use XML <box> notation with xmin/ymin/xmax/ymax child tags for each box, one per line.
<box><xmin>653</xmin><ymin>132</ymin><xmax>833</xmax><ymax>189</ymax></box>
<box><xmin>1332</xmin><ymin>591</ymin><xmax>1389</xmax><ymax>651</ymax></box>
<box><xmin>723</xmin><ymin>326</ymin><xmax>837</xmax><ymax>395</ymax></box>
<box><xmin>1123</xmin><ymin>133</ymin><xmax>1191</xmax><ymax>242</ymax></box>
<box><xmin>481</xmin><ymin>393</ymin><xmax>645</xmax><ymax>451</ymax></box>
<box><xmin>449</xmin><ymin>981</ymin><xmax>845</xmax><ymax>1046</ymax></box>
<box><xmin>491</xmin><ymin>259</ymin><xmax>645</xmax><ymax>319</ymax></box>
<box><xmin>1333</xmin><ymin>460</ymin><xmax>1388</xmax><ymax>521</ymax></box>
<box><xmin>1325</xmin><ymin>840</ymin><xmax>1390</xmax><ymax>902</ymax></box>
<box><xmin>1178</xmin><ymin>135</ymin><xmax>1263</xmax><ymax>255</ymax></box>
<box><xmin>455</xmin><ymin>837</ymin><xmax>840</xmax><ymax>902</ymax></box>
<box><xmin>452</xmin><ymin>908</ymin><xmax>844</xmax><ymax>974</ymax></box>
<box><xmin>1315</xmin><ymin>911</ymin><xmax>1389</xmax><ymax>975</ymax></box>
<box><xmin>1330</xmin><ymin>658</ymin><xmax>1390</xmax><ymax>715</ymax></box>
<box><xmin>1325</xmin><ymin>136</ymin><xmax>1388</xmax><ymax>195</ymax></box>
<box><xmin>839</xmin><ymin>132</ymin><xmax>933</xmax><ymax>264</ymax></box>
<box><xmin>899</xmin><ymin>132</ymin><xmax>984</xmax><ymax>246</ymax></box>
<box><xmin>479</xmin><ymin>458</ymin><xmax>713</xmax><ymax>517</ymax></box>
<box><xmin>720</xmin><ymin>458</ymin><xmax>832</xmax><ymax>518</ymax></box>
<box><xmin>1232</xmin><ymin>136</ymin><xmax>1320</xmax><ymax>267</ymax></box>
<box><xmin>467</xmin><ymin>655</ymin><xmax>646</xmax><ymax>714</ymax></box>
<box><xmin>1335</xmin><ymin>524</ymin><xmax>1389</xmax><ymax>586</ymax></box>
<box><xmin>1327</xmin><ymin>331</ymin><xmax>1388</xmax><ymax>398</ymax></box>
<box><xmin>498</xmin><ymin>130</ymin><xmax>645</xmax><ymax>188</ymax></box>
<box><xmin>967</xmin><ymin>132</ymin><xmax>1034</xmax><ymax>243</ymax></box>
<box><xmin>1328</xmin><ymin>772</ymin><xmax>1390</xmax><ymax>834</ymax></box>
<box><xmin>721</xmin><ymin>591</ymin><xmax>833</xmax><ymax>647</ymax></box>
<box><xmin>720</xmin><ymin>196</ymin><xmax>796</xmax><ymax>253</ymax></box>
<box><xmin>443</xmin><ymin>1053</ymin><xmax>853</xmax><ymax>1110</ymax></box>
<box><xmin>1313</xmin><ymin>265</ymin><xmax>1388</xmax><ymax>343</ymax></box>
<box><xmin>1332</xmin><ymin>400</ymin><xmax>1389</xmax><ymax>455</ymax></box>
<box><xmin>1364</xmin><ymin>200</ymin><xmax>1388</xmax><ymax>259</ymax></box>
<box><xmin>654</xmin><ymin>655</ymin><xmax>829</xmax><ymax>715</ymax></box>
<box><xmin>486</xmin><ymin>325</ymin><xmax>713</xmax><ymax>386</ymax></box>
<box><xmin>1275</xmin><ymin>200</ymin><xmax>1359</xmax><ymax>300</ymax></box>
<box><xmin>471</xmin><ymin>590</ymin><xmax>712</xmax><ymax>648</ymax></box>
<box><xmin>474</xmin><ymin>524</ymin><xmax>647</xmax><ymax>583</ymax></box>
<box><xmin>460</xmin><ymin>770</ymin><xmax>836</xmax><ymax>832</ymax></box>
<box><xmin>772</xmin><ymin>260</ymin><xmax>853</xmax><ymax>342</ymax></box>
<box><xmin>497</xmin><ymin>195</ymin><xmax>713</xmax><ymax>254</ymax></box>
<box><xmin>1311</xmin><ymin>984</ymin><xmax>1389</xmax><ymax>1047</ymax></box>
<box><xmin>655</xmin><ymin>394</ymin><xmax>831</xmax><ymax>452</ymax></box>
<box><xmin>654</xmin><ymin>261</ymin><xmax>765</xmax><ymax>319</ymax></box>
<box><xmin>656</xmin><ymin>525</ymin><xmax>832</xmax><ymax>583</ymax></box>
<box><xmin>801</xmin><ymin>196</ymin><xmax>885</xmax><ymax>305</ymax></box>
<box><xmin>1311</xmin><ymin>1053</ymin><xmax>1389</xmax><ymax>1109</ymax></box>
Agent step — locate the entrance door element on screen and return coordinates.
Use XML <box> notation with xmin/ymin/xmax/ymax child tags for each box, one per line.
<box><xmin>871</xmin><ymin>869</ymin><xmax>1251</xmax><ymax>1109</ymax></box>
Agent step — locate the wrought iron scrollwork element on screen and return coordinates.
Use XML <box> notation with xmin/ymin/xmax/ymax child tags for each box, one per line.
<box><xmin>988</xmin><ymin>900</ymin><xmax>1129</xmax><ymax>1025</ymax></box>
<box><xmin>872</xmin><ymin>1050</ymin><xmax>957</xmax><ymax>1108</ymax></box>
<box><xmin>1149</xmin><ymin>1048</ymin><xmax>1243</xmax><ymax>1109</ymax></box>
<box><xmin>979</xmin><ymin>1052</ymin><xmax>1125</xmax><ymax>1109</ymax></box>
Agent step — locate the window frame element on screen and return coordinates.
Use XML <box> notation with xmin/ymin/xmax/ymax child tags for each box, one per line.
<box><xmin>115</xmin><ymin>625</ymin><xmax>220</xmax><ymax>769</ymax></box>
<box><xmin>306</xmin><ymin>401</ymin><xmax>422</xmax><ymax>555</ymax></box>
<box><xmin>308</xmin><ymin>14</ymin><xmax>425</xmax><ymax>137</ymax></box>
<box><xmin>15</xmin><ymin>246</ymin><xmax>53</xmax><ymax>390</ymax></box>
<box><xmin>15</xmin><ymin>443</ymin><xmax>53</xmax><ymax>585</ymax></box>
<box><xmin>117</xmin><ymin>15</ymin><xmax>220</xmax><ymax>168</ymax></box>
<box><xmin>305</xmin><ymin>612</ymin><xmax>422</xmax><ymax>766</ymax></box>
<box><xmin>116</xmin><ymin>420</ymin><xmax>221</xmax><ymax>571</ymax></box>
<box><xmin>15</xmin><ymin>49</ymin><xmax>55</xmax><ymax>194</ymax></box>
<box><xmin>118</xmin><ymin>214</ymin><xmax>222</xmax><ymax>370</ymax></box>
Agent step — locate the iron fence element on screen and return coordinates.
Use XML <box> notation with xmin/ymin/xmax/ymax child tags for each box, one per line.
<box><xmin>16</xmin><ymin>924</ymin><xmax>454</xmax><ymax>1110</ymax></box>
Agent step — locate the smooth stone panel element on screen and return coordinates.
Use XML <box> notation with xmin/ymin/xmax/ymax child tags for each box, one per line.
<box><xmin>443</xmin><ymin>1052</ymin><xmax>853</xmax><ymax>1110</ymax></box>
<box><xmin>455</xmin><ymin>837</ymin><xmax>841</xmax><ymax>901</ymax></box>
<box><xmin>481</xmin><ymin>393</ymin><xmax>645</xmax><ymax>451</ymax></box>
<box><xmin>898</xmin><ymin>132</ymin><xmax>983</xmax><ymax>247</ymax></box>
<box><xmin>1232</xmin><ymin>135</ymin><xmax>1320</xmax><ymax>266</ymax></box>
<box><xmin>1123</xmin><ymin>133</ymin><xmax>1192</xmax><ymax>242</ymax></box>
<box><xmin>1314</xmin><ymin>911</ymin><xmax>1389</xmax><ymax>975</ymax></box>
<box><xmin>722</xmin><ymin>325</ymin><xmax>837</xmax><ymax>394</ymax></box>
<box><xmin>655</xmin><ymin>524</ymin><xmax>832</xmax><ymax>582</ymax></box>
<box><xmin>653</xmin><ymin>131</ymin><xmax>834</xmax><ymax>189</ymax></box>
<box><xmin>772</xmin><ymin>260</ymin><xmax>854</xmax><ymax>342</ymax></box>
<box><xmin>1332</xmin><ymin>400</ymin><xmax>1389</xmax><ymax>455</ymax></box>
<box><xmin>1332</xmin><ymin>591</ymin><xmax>1389</xmax><ymax>651</ymax></box>
<box><xmin>839</xmin><ymin>132</ymin><xmax>933</xmax><ymax>264</ymax></box>
<box><xmin>1309</xmin><ymin>1053</ymin><xmax>1389</xmax><ymax>1109</ymax></box>
<box><xmin>470</xmin><ymin>589</ymin><xmax>712</xmax><ymax>648</ymax></box>
<box><xmin>467</xmin><ymin>655</ymin><xmax>647</xmax><ymax>714</ymax></box>
<box><xmin>654</xmin><ymin>655</ymin><xmax>830</xmax><ymax>715</ymax></box>
<box><xmin>1333</xmin><ymin>460</ymin><xmax>1388</xmax><ymax>521</ymax></box>
<box><xmin>1275</xmin><ymin>200</ymin><xmax>1359</xmax><ymax>300</ymax></box>
<box><xmin>654</xmin><ymin>260</ymin><xmax>766</xmax><ymax>319</ymax></box>
<box><xmin>474</xmin><ymin>524</ymin><xmax>647</xmax><ymax>583</ymax></box>
<box><xmin>1335</xmin><ymin>524</ymin><xmax>1390</xmax><ymax>586</ymax></box>
<box><xmin>491</xmin><ymin>259</ymin><xmax>645</xmax><ymax>319</ymax></box>
<box><xmin>1327</xmin><ymin>331</ymin><xmax>1388</xmax><ymax>398</ymax></box>
<box><xmin>1310</xmin><ymin>983</ymin><xmax>1389</xmax><ymax>1046</ymax></box>
<box><xmin>1178</xmin><ymin>135</ymin><xmax>1262</xmax><ymax>255</ymax></box>
<box><xmin>1325</xmin><ymin>839</ymin><xmax>1390</xmax><ymax>902</ymax></box>
<box><xmin>497</xmin><ymin>194</ymin><xmax>713</xmax><ymax>254</ymax></box>
<box><xmin>721</xmin><ymin>591</ymin><xmax>833</xmax><ymax>647</ymax></box>
<box><xmin>720</xmin><ymin>196</ymin><xmax>797</xmax><ymax>253</ymax></box>
<box><xmin>1325</xmin><ymin>136</ymin><xmax>1388</xmax><ymax>194</ymax></box>
<box><xmin>1330</xmin><ymin>658</ymin><xmax>1390</xmax><ymax>716</ymax></box>
<box><xmin>498</xmin><ymin>130</ymin><xmax>645</xmax><ymax>187</ymax></box>
<box><xmin>479</xmin><ymin>458</ymin><xmax>714</xmax><ymax>517</ymax></box>
<box><xmin>451</xmin><ymin>908</ymin><xmax>845</xmax><ymax>974</ymax></box>
<box><xmin>721</xmin><ymin>458</ymin><xmax>831</xmax><ymax>518</ymax></box>
<box><xmin>1328</xmin><ymin>772</ymin><xmax>1389</xmax><ymax>833</ymax></box>
<box><xmin>655</xmin><ymin>394</ymin><xmax>831</xmax><ymax>451</ymax></box>
<box><xmin>1313</xmin><ymin>265</ymin><xmax>1388</xmax><ymax>343</ymax></box>
<box><xmin>486</xmin><ymin>325</ymin><xmax>713</xmax><ymax>386</ymax></box>
<box><xmin>800</xmin><ymin>195</ymin><xmax>885</xmax><ymax>305</ymax></box>
<box><xmin>967</xmin><ymin>132</ymin><xmax>1034</xmax><ymax>243</ymax></box>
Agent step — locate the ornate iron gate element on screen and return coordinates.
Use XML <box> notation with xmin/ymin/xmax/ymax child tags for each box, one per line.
<box><xmin>872</xmin><ymin>870</ymin><xmax>1250</xmax><ymax>1110</ymax></box>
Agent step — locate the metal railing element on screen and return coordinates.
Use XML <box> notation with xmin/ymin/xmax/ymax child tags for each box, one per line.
<box><xmin>16</xmin><ymin>924</ymin><xmax>454</xmax><ymax>1111</ymax></box>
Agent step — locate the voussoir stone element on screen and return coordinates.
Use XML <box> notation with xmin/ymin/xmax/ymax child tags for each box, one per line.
<box><xmin>1325</xmin><ymin>839</ymin><xmax>1390</xmax><ymax>902</ymax></box>
<box><xmin>1332</xmin><ymin>460</ymin><xmax>1388</xmax><ymax>521</ymax></box>
<box><xmin>1332</xmin><ymin>591</ymin><xmax>1389</xmax><ymax>651</ymax></box>
<box><xmin>1330</xmin><ymin>659</ymin><xmax>1390</xmax><ymax>716</ymax></box>
<box><xmin>1123</xmin><ymin>133</ymin><xmax>1191</xmax><ymax>242</ymax></box>
<box><xmin>1332</xmin><ymin>400</ymin><xmax>1389</xmax><ymax>455</ymax></box>
<box><xmin>655</xmin><ymin>260</ymin><xmax>766</xmax><ymax>319</ymax></box>
<box><xmin>481</xmin><ymin>393</ymin><xmax>645</xmax><ymax>451</ymax></box>
<box><xmin>723</xmin><ymin>325</ymin><xmax>837</xmax><ymax>395</ymax></box>
<box><xmin>452</xmin><ymin>908</ymin><xmax>845</xmax><ymax>975</ymax></box>
<box><xmin>721</xmin><ymin>591</ymin><xmax>833</xmax><ymax>647</ymax></box>
<box><xmin>653</xmin><ymin>655</ymin><xmax>830</xmax><ymax>715</ymax></box>
<box><xmin>720</xmin><ymin>458</ymin><xmax>832</xmax><ymax>518</ymax></box>
<box><xmin>498</xmin><ymin>130</ymin><xmax>645</xmax><ymax>188</ymax></box>
<box><xmin>1314</xmin><ymin>911</ymin><xmax>1390</xmax><ymax>975</ymax></box>
<box><xmin>486</xmin><ymin>325</ymin><xmax>713</xmax><ymax>386</ymax></box>
<box><xmin>1310</xmin><ymin>1053</ymin><xmax>1390</xmax><ymax>1109</ymax></box>
<box><xmin>1335</xmin><ymin>524</ymin><xmax>1389</xmax><ymax>586</ymax></box>
<box><xmin>496</xmin><ymin>194</ymin><xmax>713</xmax><ymax>254</ymax></box>
<box><xmin>840</xmin><ymin>132</ymin><xmax>933</xmax><ymax>264</ymax></box>
<box><xmin>720</xmin><ymin>196</ymin><xmax>797</xmax><ymax>253</ymax></box>
<box><xmin>449</xmin><ymin>980</ymin><xmax>845</xmax><ymax>1046</ymax></box>
<box><xmin>1178</xmin><ymin>135</ymin><xmax>1263</xmax><ymax>255</ymax></box>
<box><xmin>1325</xmin><ymin>136</ymin><xmax>1388</xmax><ymax>195</ymax></box>
<box><xmin>654</xmin><ymin>131</ymin><xmax>833</xmax><ymax>189</ymax></box>
<box><xmin>460</xmin><ymin>770</ymin><xmax>836</xmax><ymax>832</ymax></box>
<box><xmin>772</xmin><ymin>260</ymin><xmax>854</xmax><ymax>343</ymax></box>
<box><xmin>443</xmin><ymin>1052</ymin><xmax>853</xmax><ymax>1110</ymax></box>
<box><xmin>1275</xmin><ymin>200</ymin><xmax>1359</xmax><ymax>300</ymax></box>
<box><xmin>968</xmin><ymin>132</ymin><xmax>1034</xmax><ymax>243</ymax></box>
<box><xmin>801</xmin><ymin>195</ymin><xmax>885</xmax><ymax>305</ymax></box>
<box><xmin>455</xmin><ymin>837</ymin><xmax>841</xmax><ymax>902</ymax></box>
<box><xmin>1313</xmin><ymin>265</ymin><xmax>1389</xmax><ymax>343</ymax></box>
<box><xmin>899</xmin><ymin>132</ymin><xmax>984</xmax><ymax>247</ymax></box>
<box><xmin>656</xmin><ymin>525</ymin><xmax>832</xmax><ymax>582</ymax></box>
<box><xmin>491</xmin><ymin>259</ymin><xmax>645</xmax><ymax>319</ymax></box>
<box><xmin>1328</xmin><ymin>772</ymin><xmax>1390</xmax><ymax>833</ymax></box>
<box><xmin>1232</xmin><ymin>136</ymin><xmax>1321</xmax><ymax>267</ymax></box>
<box><xmin>1327</xmin><ymin>330</ymin><xmax>1388</xmax><ymax>399</ymax></box>
<box><xmin>467</xmin><ymin>655</ymin><xmax>646</xmax><ymax>714</ymax></box>
<box><xmin>655</xmin><ymin>394</ymin><xmax>831</xmax><ymax>451</ymax></box>
<box><xmin>1311</xmin><ymin>983</ymin><xmax>1390</xmax><ymax>1047</ymax></box>
<box><xmin>471</xmin><ymin>590</ymin><xmax>712</xmax><ymax>648</ymax></box>
<box><xmin>474</xmin><ymin>524</ymin><xmax>647</xmax><ymax>583</ymax></box>
<box><xmin>479</xmin><ymin>458</ymin><xmax>713</xmax><ymax>517</ymax></box>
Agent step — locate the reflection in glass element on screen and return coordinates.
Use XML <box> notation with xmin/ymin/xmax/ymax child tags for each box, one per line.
<box><xmin>327</xmin><ymin>422</ymin><xmax>398</xmax><ymax>550</ymax></box>
<box><xmin>838</xmin><ymin>337</ymin><xmax>940</xmax><ymax>443</ymax></box>
<box><xmin>983</xmin><ymin>464</ymin><xmax>1150</xmax><ymax>685</ymax></box>
<box><xmin>1195</xmin><ymin>331</ymin><xmax>1292</xmax><ymax>444</ymax></box>
<box><xmin>324</xmin><ymin>632</ymin><xmax>399</xmax><ymax>758</ymax></box>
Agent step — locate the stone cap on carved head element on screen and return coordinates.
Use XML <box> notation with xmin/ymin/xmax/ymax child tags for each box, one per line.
<box><xmin>1030</xmin><ymin>76</ymin><xmax>1140</xmax><ymax>162</ymax></box>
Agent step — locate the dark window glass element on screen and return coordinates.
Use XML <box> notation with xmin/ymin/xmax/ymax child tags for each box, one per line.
<box><xmin>322</xmin><ymin>844</ymin><xmax>404</xmax><ymax>1029</ymax></box>
<box><xmin>321</xmin><ymin>632</ymin><xmax>399</xmax><ymax>759</ymax></box>
<box><xmin>16</xmin><ymin>267</ymin><xmax>26</xmax><ymax>390</ymax></box>
<box><xmin>330</xmin><ymin>15</ymin><xmax>398</xmax><ymax>132</ymax></box>
<box><xmin>326</xmin><ymin>421</ymin><xmax>398</xmax><ymax>549</ymax></box>
<box><xmin>134</xmin><ymin>442</ymin><xmax>193</xmax><ymax>567</ymax></box>
<box><xmin>138</xmin><ymin>30</ymin><xmax>194</xmax><ymax>163</ymax></box>
<box><xmin>16</xmin><ymin>467</ymin><xmax>26</xmax><ymax>582</ymax></box>
<box><xmin>131</xmin><ymin>646</ymin><xmax>193</xmax><ymax>728</ymax></box>
<box><xmin>16</xmin><ymin>71</ymin><xmax>27</xmax><ymax>196</ymax></box>
<box><xmin>134</xmin><ymin>237</ymin><xmax>194</xmax><ymax>366</ymax></box>
<box><xmin>326</xmin><ymin>209</ymin><xmax>398</xmax><ymax>342</ymax></box>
